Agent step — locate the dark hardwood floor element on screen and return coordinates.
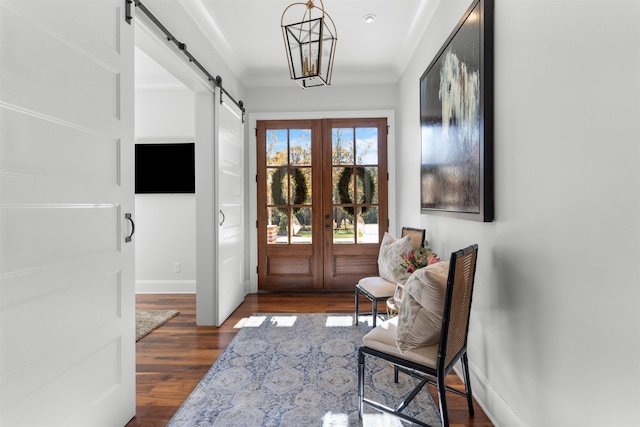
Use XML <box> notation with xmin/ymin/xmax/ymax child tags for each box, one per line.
<box><xmin>126</xmin><ymin>293</ymin><xmax>493</xmax><ymax>427</ymax></box>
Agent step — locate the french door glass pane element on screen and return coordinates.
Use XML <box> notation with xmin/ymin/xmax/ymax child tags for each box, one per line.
<box><xmin>292</xmin><ymin>207</ymin><xmax>312</xmax><ymax>244</ymax></box>
<box><xmin>266</xmin><ymin>129</ymin><xmax>312</xmax><ymax>245</ymax></box>
<box><xmin>290</xmin><ymin>129</ymin><xmax>311</xmax><ymax>166</ymax></box>
<box><xmin>355</xmin><ymin>127</ymin><xmax>379</xmax><ymax>165</ymax></box>
<box><xmin>332</xmin><ymin>166</ymin><xmax>353</xmax><ymax>205</ymax></box>
<box><xmin>290</xmin><ymin>167</ymin><xmax>311</xmax><ymax>205</ymax></box>
<box><xmin>267</xmin><ymin>208</ymin><xmax>288</xmax><ymax>244</ymax></box>
<box><xmin>332</xmin><ymin>128</ymin><xmax>354</xmax><ymax>165</ymax></box>
<box><xmin>333</xmin><ymin>207</ymin><xmax>354</xmax><ymax>244</ymax></box>
<box><xmin>266</xmin><ymin>130</ymin><xmax>288</xmax><ymax>166</ymax></box>
<box><xmin>357</xmin><ymin>206</ymin><xmax>379</xmax><ymax>243</ymax></box>
<box><xmin>356</xmin><ymin>166</ymin><xmax>378</xmax><ymax>204</ymax></box>
<box><xmin>267</xmin><ymin>168</ymin><xmax>288</xmax><ymax>205</ymax></box>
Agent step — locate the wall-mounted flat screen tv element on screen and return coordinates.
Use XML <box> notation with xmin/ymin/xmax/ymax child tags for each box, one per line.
<box><xmin>135</xmin><ymin>143</ymin><xmax>195</xmax><ymax>194</ymax></box>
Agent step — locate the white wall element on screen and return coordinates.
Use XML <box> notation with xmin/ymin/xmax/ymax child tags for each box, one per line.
<box><xmin>135</xmin><ymin>87</ymin><xmax>196</xmax><ymax>293</ymax></box>
<box><xmin>246</xmin><ymin>84</ymin><xmax>397</xmax><ymax>113</ymax></box>
<box><xmin>135</xmin><ymin>194</ymin><xmax>196</xmax><ymax>293</ymax></box>
<box><xmin>396</xmin><ymin>1</ymin><xmax>640</xmax><ymax>426</ymax></box>
<box><xmin>135</xmin><ymin>89</ymin><xmax>194</xmax><ymax>140</ymax></box>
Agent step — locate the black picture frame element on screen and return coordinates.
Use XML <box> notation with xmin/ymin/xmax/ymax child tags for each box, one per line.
<box><xmin>420</xmin><ymin>0</ymin><xmax>494</xmax><ymax>222</ymax></box>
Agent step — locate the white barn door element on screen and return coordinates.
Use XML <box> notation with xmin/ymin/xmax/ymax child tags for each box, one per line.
<box><xmin>195</xmin><ymin>90</ymin><xmax>244</xmax><ymax>327</ymax></box>
<box><xmin>0</xmin><ymin>1</ymin><xmax>135</xmax><ymax>426</ymax></box>
<box><xmin>215</xmin><ymin>93</ymin><xmax>245</xmax><ymax>326</ymax></box>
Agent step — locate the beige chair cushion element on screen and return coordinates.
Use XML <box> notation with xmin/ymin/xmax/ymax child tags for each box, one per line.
<box><xmin>362</xmin><ymin>317</ymin><xmax>439</xmax><ymax>368</ymax></box>
<box><xmin>377</xmin><ymin>232</ymin><xmax>412</xmax><ymax>284</ymax></box>
<box><xmin>357</xmin><ymin>276</ymin><xmax>397</xmax><ymax>298</ymax></box>
<box><xmin>395</xmin><ymin>261</ymin><xmax>449</xmax><ymax>352</ymax></box>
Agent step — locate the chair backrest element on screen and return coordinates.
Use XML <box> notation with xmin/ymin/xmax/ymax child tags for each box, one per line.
<box><xmin>438</xmin><ymin>244</ymin><xmax>478</xmax><ymax>371</ymax></box>
<box><xmin>400</xmin><ymin>227</ymin><xmax>426</xmax><ymax>250</ymax></box>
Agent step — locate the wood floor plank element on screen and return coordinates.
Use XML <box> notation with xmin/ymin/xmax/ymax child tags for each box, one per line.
<box><xmin>125</xmin><ymin>293</ymin><xmax>493</xmax><ymax>427</ymax></box>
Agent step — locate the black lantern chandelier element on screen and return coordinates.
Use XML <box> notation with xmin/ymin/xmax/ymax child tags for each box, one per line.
<box><xmin>281</xmin><ymin>0</ymin><xmax>337</xmax><ymax>88</ymax></box>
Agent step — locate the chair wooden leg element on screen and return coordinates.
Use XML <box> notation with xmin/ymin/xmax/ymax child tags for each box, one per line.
<box><xmin>461</xmin><ymin>352</ymin><xmax>475</xmax><ymax>416</ymax></box>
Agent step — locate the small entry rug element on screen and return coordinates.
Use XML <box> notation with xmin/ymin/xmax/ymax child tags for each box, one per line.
<box><xmin>167</xmin><ymin>313</ymin><xmax>441</xmax><ymax>427</ymax></box>
<box><xmin>135</xmin><ymin>309</ymin><xmax>179</xmax><ymax>341</ymax></box>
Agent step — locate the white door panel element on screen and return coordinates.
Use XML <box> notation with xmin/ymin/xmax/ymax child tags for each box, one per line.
<box><xmin>1</xmin><ymin>205</ymin><xmax>120</xmax><ymax>272</ymax></box>
<box><xmin>1</xmin><ymin>268</ymin><xmax>121</xmax><ymax>388</ymax></box>
<box><xmin>222</xmin><ymin>174</ymin><xmax>242</xmax><ymax>196</ymax></box>
<box><xmin>0</xmin><ymin>0</ymin><xmax>135</xmax><ymax>425</ymax></box>
<box><xmin>1</xmin><ymin>4</ymin><xmax>121</xmax><ymax>129</ymax></box>
<box><xmin>220</xmin><ymin>204</ymin><xmax>242</xmax><ymax>228</ymax></box>
<box><xmin>0</xmin><ymin>107</ymin><xmax>120</xmax><ymax>185</ymax></box>
<box><xmin>216</xmin><ymin>97</ymin><xmax>244</xmax><ymax>326</ymax></box>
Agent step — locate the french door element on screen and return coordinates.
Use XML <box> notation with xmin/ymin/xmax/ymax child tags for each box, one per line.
<box><xmin>257</xmin><ymin>118</ymin><xmax>388</xmax><ymax>291</ymax></box>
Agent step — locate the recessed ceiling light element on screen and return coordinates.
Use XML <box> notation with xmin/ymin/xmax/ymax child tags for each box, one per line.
<box><xmin>363</xmin><ymin>14</ymin><xmax>376</xmax><ymax>24</ymax></box>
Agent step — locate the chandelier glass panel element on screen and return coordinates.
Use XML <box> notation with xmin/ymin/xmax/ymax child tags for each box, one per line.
<box><xmin>281</xmin><ymin>0</ymin><xmax>337</xmax><ymax>88</ymax></box>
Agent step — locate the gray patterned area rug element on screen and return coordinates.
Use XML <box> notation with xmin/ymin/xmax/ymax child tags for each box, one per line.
<box><xmin>167</xmin><ymin>313</ymin><xmax>441</xmax><ymax>427</ymax></box>
<box><xmin>135</xmin><ymin>309</ymin><xmax>179</xmax><ymax>341</ymax></box>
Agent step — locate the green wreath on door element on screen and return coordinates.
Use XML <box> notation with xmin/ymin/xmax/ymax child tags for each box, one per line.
<box><xmin>270</xmin><ymin>168</ymin><xmax>308</xmax><ymax>215</ymax></box>
<box><xmin>337</xmin><ymin>167</ymin><xmax>376</xmax><ymax>216</ymax></box>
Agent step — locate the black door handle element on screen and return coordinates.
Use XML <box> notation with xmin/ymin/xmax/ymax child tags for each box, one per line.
<box><xmin>125</xmin><ymin>213</ymin><xmax>135</xmax><ymax>243</ymax></box>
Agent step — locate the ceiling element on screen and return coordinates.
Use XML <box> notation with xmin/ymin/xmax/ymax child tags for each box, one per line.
<box><xmin>136</xmin><ymin>0</ymin><xmax>438</xmax><ymax>89</ymax></box>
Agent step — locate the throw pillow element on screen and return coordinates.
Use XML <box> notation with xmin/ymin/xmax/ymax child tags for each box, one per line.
<box><xmin>377</xmin><ymin>232</ymin><xmax>412</xmax><ymax>284</ymax></box>
<box><xmin>395</xmin><ymin>261</ymin><xmax>449</xmax><ymax>352</ymax></box>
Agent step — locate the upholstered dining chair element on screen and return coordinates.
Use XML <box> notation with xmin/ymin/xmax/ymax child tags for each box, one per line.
<box><xmin>357</xmin><ymin>244</ymin><xmax>479</xmax><ymax>427</ymax></box>
<box><xmin>354</xmin><ymin>227</ymin><xmax>426</xmax><ymax>327</ymax></box>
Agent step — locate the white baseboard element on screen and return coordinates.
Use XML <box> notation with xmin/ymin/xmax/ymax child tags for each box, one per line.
<box><xmin>135</xmin><ymin>280</ymin><xmax>196</xmax><ymax>294</ymax></box>
<box><xmin>453</xmin><ymin>360</ymin><xmax>528</xmax><ymax>427</ymax></box>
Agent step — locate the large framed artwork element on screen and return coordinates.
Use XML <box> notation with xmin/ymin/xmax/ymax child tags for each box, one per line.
<box><xmin>420</xmin><ymin>0</ymin><xmax>494</xmax><ymax>222</ymax></box>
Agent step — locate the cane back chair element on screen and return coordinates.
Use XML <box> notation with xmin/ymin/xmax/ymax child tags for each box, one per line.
<box><xmin>357</xmin><ymin>244</ymin><xmax>479</xmax><ymax>427</ymax></box>
<box><xmin>354</xmin><ymin>227</ymin><xmax>426</xmax><ymax>327</ymax></box>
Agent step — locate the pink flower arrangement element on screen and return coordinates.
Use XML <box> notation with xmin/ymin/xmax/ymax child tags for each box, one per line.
<box><xmin>399</xmin><ymin>247</ymin><xmax>441</xmax><ymax>274</ymax></box>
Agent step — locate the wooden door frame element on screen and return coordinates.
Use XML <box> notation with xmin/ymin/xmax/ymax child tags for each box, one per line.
<box><xmin>248</xmin><ymin>110</ymin><xmax>397</xmax><ymax>293</ymax></box>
